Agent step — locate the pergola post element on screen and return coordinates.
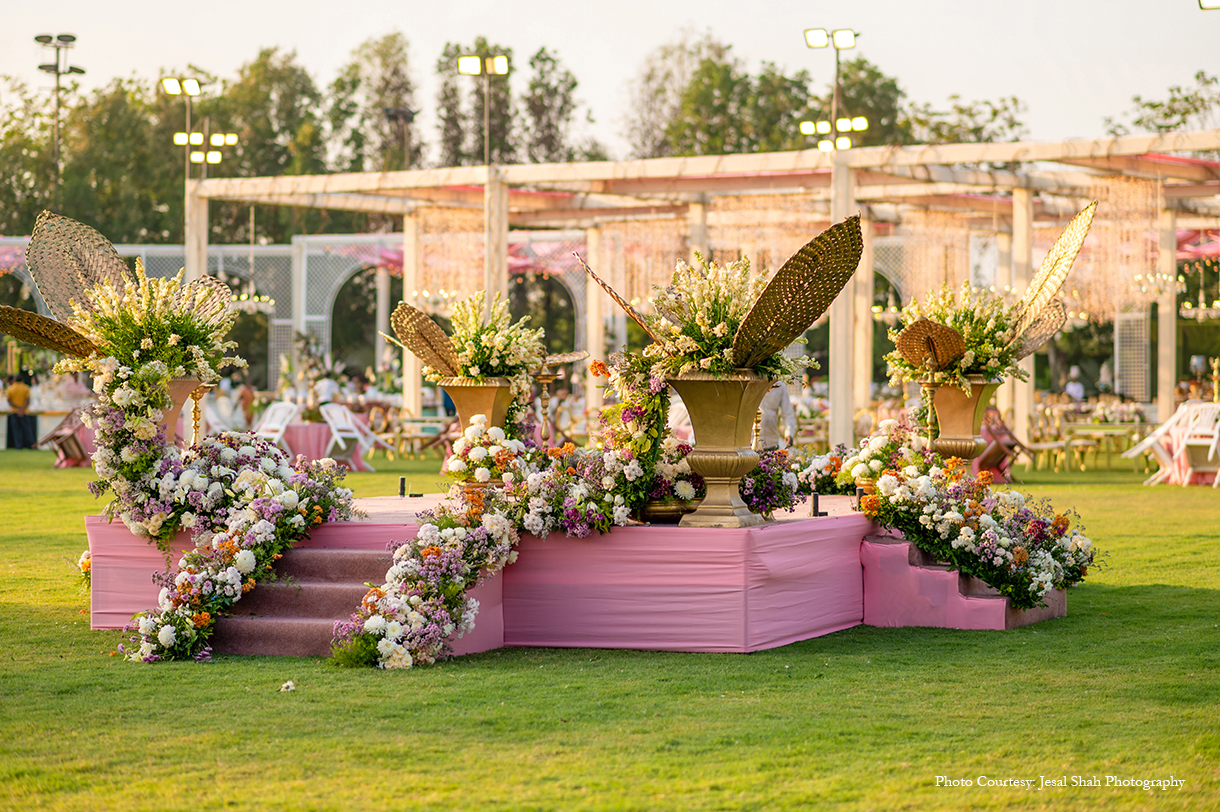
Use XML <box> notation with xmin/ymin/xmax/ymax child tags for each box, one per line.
<box><xmin>401</xmin><ymin>213</ymin><xmax>422</xmax><ymax>416</ymax></box>
<box><xmin>994</xmin><ymin>230</ymin><xmax>1014</xmax><ymax>421</ymax></box>
<box><xmin>1157</xmin><ymin>207</ymin><xmax>1178</xmax><ymax>422</ymax></box>
<box><xmin>184</xmin><ymin>178</ymin><xmax>208</xmax><ymax>282</ymax></box>
<box><xmin>1011</xmin><ymin>188</ymin><xmax>1035</xmax><ymax>444</ymax></box>
<box><xmin>828</xmin><ymin>150</ymin><xmax>857</xmax><ymax>447</ymax></box>
<box><xmin>374</xmin><ymin>267</ymin><xmax>390</xmax><ymax>380</ymax></box>
<box><xmin>852</xmin><ymin>208</ymin><xmax>875</xmax><ymax>418</ymax></box>
<box><xmin>584</xmin><ymin>226</ymin><xmax>605</xmax><ymax>420</ymax></box>
<box><xmin>289</xmin><ymin>236</ymin><xmax>305</xmax><ymax>395</ymax></box>
<box><xmin>484</xmin><ymin>167</ymin><xmax>509</xmax><ymax>310</ymax></box>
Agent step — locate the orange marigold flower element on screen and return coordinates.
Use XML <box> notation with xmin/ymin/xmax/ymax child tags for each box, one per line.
<box><xmin>420</xmin><ymin>545</ymin><xmax>442</xmax><ymax>559</ymax></box>
<box><xmin>192</xmin><ymin>612</ymin><xmax>212</xmax><ymax>627</ymax></box>
<box><xmin>80</xmin><ymin>559</ymin><xmax>91</xmax><ymax>573</ymax></box>
<box><xmin>860</xmin><ymin>494</ymin><xmax>881</xmax><ymax>515</ymax></box>
<box><xmin>1012</xmin><ymin>546</ymin><xmax>1029</xmax><ymax>567</ymax></box>
<box><xmin>944</xmin><ymin>456</ymin><xmax>963</xmax><ymax>470</ymax></box>
<box><xmin>589</xmin><ymin>360</ymin><xmax>609</xmax><ymax>378</ymax></box>
<box><xmin>566</xmin><ymin>466</ymin><xmax>577</xmax><ymax>476</ymax></box>
<box><xmin>1052</xmin><ymin>515</ymin><xmax>1069</xmax><ymax>534</ymax></box>
<box><xmin>547</xmin><ymin>447</ymin><xmax>564</xmax><ymax>459</ymax></box>
<box><xmin>562</xmin><ymin>442</ymin><xmax>576</xmax><ymax>455</ymax></box>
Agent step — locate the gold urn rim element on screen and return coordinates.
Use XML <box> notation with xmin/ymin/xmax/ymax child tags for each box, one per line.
<box><xmin>667</xmin><ymin>368</ymin><xmax>770</xmax><ymax>383</ymax></box>
<box><xmin>437</xmin><ymin>376</ymin><xmax>511</xmax><ymax>387</ymax></box>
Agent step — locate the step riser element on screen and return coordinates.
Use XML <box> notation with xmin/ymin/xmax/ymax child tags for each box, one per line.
<box><xmin>272</xmin><ymin>548</ymin><xmax>393</xmax><ymax>582</ymax></box>
<box><xmin>211</xmin><ymin>617</ymin><xmax>334</xmax><ymax>657</ymax></box>
<box><xmin>231</xmin><ymin>582</ymin><xmax>371</xmax><ymax>620</ymax></box>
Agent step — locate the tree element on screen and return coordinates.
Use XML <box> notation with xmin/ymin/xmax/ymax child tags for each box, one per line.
<box><xmin>434</xmin><ymin>37</ymin><xmax>516</xmax><ymax>166</ymax></box>
<box><xmin>906</xmin><ymin>95</ymin><xmax>1028</xmax><ymax>145</ymax></box>
<box><xmin>664</xmin><ymin>53</ymin><xmax>753</xmax><ymax>156</ymax></box>
<box><xmin>328</xmin><ymin>33</ymin><xmax>419</xmax><ymax>174</ymax></box>
<box><xmin>746</xmin><ymin>63</ymin><xmax>818</xmax><ymax>152</ymax></box>
<box><xmin>1105</xmin><ymin>70</ymin><xmax>1220</xmax><ymax>135</ymax></box>
<box><xmin>0</xmin><ymin>77</ymin><xmax>55</xmax><ymax>237</ymax></box>
<box><xmin>622</xmin><ymin>30</ymin><xmax>733</xmax><ymax>159</ymax></box>
<box><xmin>520</xmin><ymin>47</ymin><xmax>578</xmax><ymax>163</ymax></box>
<box><xmin>827</xmin><ymin>57</ymin><xmax>911</xmax><ymax>147</ymax></box>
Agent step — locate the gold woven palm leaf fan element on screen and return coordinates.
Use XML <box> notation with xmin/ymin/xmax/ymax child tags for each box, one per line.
<box><xmin>25</xmin><ymin>210</ymin><xmax>135</xmax><ymax>323</ymax></box>
<box><xmin>572</xmin><ymin>252</ymin><xmax>669</xmax><ymax>346</ymax></box>
<box><xmin>893</xmin><ymin>317</ymin><xmax>967</xmax><ymax>370</ymax></box>
<box><xmin>540</xmin><ymin>350</ymin><xmax>588</xmax><ymax>369</ymax></box>
<box><xmin>1009</xmin><ymin>200</ymin><xmax>1097</xmax><ymax>343</ymax></box>
<box><xmin>387</xmin><ymin>301</ymin><xmax>461</xmax><ymax>376</ymax></box>
<box><xmin>0</xmin><ymin>305</ymin><xmax>97</xmax><ymax>357</ymax></box>
<box><xmin>731</xmin><ymin>215</ymin><xmax>863</xmax><ymax>369</ymax></box>
<box><xmin>173</xmin><ymin>273</ymin><xmax>234</xmax><ymax>328</ymax></box>
<box><xmin>1012</xmin><ymin>297</ymin><xmax>1067</xmax><ymax>361</ymax></box>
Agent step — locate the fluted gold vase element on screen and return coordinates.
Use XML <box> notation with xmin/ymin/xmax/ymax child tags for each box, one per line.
<box><xmin>668</xmin><ymin>370</ymin><xmax>774</xmax><ymax>528</ymax></box>
<box><xmin>927</xmin><ymin>374</ymin><xmax>1001</xmax><ymax>461</ymax></box>
<box><xmin>438</xmin><ymin>376</ymin><xmax>515</xmax><ymax>433</ymax></box>
<box><xmin>163</xmin><ymin>378</ymin><xmax>207</xmax><ymax>447</ymax></box>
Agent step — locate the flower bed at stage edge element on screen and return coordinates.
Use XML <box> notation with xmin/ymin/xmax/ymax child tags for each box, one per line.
<box><xmin>55</xmin><ymin>261</ymin><xmax>358</xmax><ymax>662</ymax></box>
<box><xmin>849</xmin><ymin>420</ymin><xmax>1098</xmax><ymax>610</ymax></box>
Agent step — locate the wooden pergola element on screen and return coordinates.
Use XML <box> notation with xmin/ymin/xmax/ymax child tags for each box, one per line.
<box><xmin>186</xmin><ymin>129</ymin><xmax>1220</xmax><ymax>444</ymax></box>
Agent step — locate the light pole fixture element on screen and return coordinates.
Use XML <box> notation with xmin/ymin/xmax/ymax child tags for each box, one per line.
<box><xmin>802</xmin><ymin>28</ymin><xmax>862</xmax><ymax>151</ymax></box>
<box><xmin>458</xmin><ymin>53</ymin><xmax>510</xmax><ymax>166</ymax></box>
<box><xmin>35</xmin><ymin>34</ymin><xmax>85</xmax><ymax>213</ymax></box>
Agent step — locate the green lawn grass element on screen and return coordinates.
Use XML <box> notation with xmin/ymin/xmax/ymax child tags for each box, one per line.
<box><xmin>1</xmin><ymin>449</ymin><xmax>1217</xmax><ymax>811</ymax></box>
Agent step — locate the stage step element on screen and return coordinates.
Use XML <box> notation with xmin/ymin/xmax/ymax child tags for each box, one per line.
<box><xmin>861</xmin><ymin>534</ymin><xmax>1065</xmax><ymax>630</ymax></box>
<box><xmin>210</xmin><ymin>547</ymin><xmax>393</xmax><ymax>658</ymax></box>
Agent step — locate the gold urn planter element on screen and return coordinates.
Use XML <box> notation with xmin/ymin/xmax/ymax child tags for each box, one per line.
<box><xmin>926</xmin><ymin>375</ymin><xmax>1001</xmax><ymax>461</ymax></box>
<box><xmin>438</xmin><ymin>376</ymin><xmax>515</xmax><ymax>433</ymax></box>
<box><xmin>667</xmin><ymin>370</ymin><xmax>774</xmax><ymax>528</ymax></box>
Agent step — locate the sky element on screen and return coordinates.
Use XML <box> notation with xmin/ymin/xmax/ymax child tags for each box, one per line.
<box><xmin>4</xmin><ymin>0</ymin><xmax>1220</xmax><ymax>161</ymax></box>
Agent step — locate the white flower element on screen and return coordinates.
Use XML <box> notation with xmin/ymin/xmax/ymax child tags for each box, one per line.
<box><xmin>851</xmin><ymin>463</ymin><xmax>869</xmax><ymax>479</ymax></box>
<box><xmin>487</xmin><ymin>426</ymin><xmax>506</xmax><ymax>442</ymax></box>
<box><xmin>278</xmin><ymin>489</ymin><xmax>299</xmax><ymax>510</ymax></box>
<box><xmin>869</xmin><ymin>459</ymin><xmax>884</xmax><ymax>472</ymax></box>
<box><xmin>157</xmin><ymin>625</ymin><xmax>177</xmax><ymax>647</ymax></box>
<box><xmin>138</xmin><ymin>616</ymin><xmax>157</xmax><ymax>636</ymax></box>
<box><xmin>363</xmin><ymin>614</ymin><xmax>387</xmax><ymax>634</ymax></box>
<box><xmin>675</xmin><ymin>480</ymin><xmax>697</xmax><ymax>500</ymax></box>
<box><xmin>464</xmin><ymin>425</ymin><xmax>484</xmax><ymax>441</ymax></box>
<box><xmin>468</xmin><ymin>446</ymin><xmax>489</xmax><ymax>462</ymax></box>
<box><xmin>234</xmin><ymin>549</ymin><xmax>257</xmax><ymax>574</ymax></box>
<box><xmin>447</xmin><ymin>458</ymin><xmax>468</xmax><ymax>473</ymax></box>
<box><xmin>623</xmin><ymin>460</ymin><xmax>644</xmax><ymax>481</ymax></box>
<box><xmin>471</xmin><ymin>414</ymin><xmax>488</xmax><ymax>426</ymax></box>
<box><xmin>475</xmin><ymin>467</ymin><xmax>492</xmax><ymax>482</ymax></box>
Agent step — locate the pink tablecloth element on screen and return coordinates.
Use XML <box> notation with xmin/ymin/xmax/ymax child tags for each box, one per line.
<box><xmin>1161</xmin><ymin>430</ymin><xmax>1218</xmax><ymax>485</ymax></box>
<box><xmin>282</xmin><ymin>422</ymin><xmax>371</xmax><ymax>472</ymax></box>
<box><xmin>501</xmin><ymin>513</ymin><xmax>871</xmax><ymax>653</ymax></box>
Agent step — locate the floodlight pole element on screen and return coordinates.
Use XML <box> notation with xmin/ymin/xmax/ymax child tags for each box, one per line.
<box><xmin>36</xmin><ymin>34</ymin><xmax>84</xmax><ymax>213</ymax></box>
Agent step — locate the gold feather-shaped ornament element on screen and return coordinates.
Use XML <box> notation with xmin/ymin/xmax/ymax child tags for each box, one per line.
<box><xmin>893</xmin><ymin>317</ymin><xmax>967</xmax><ymax>371</ymax></box>
<box><xmin>389</xmin><ymin>301</ymin><xmax>461</xmax><ymax>376</ymax></box>
<box><xmin>1009</xmin><ymin>201</ymin><xmax>1097</xmax><ymax>342</ymax></box>
<box><xmin>731</xmin><ymin>216</ymin><xmax>863</xmax><ymax>369</ymax></box>
<box><xmin>0</xmin><ymin>305</ymin><xmax>98</xmax><ymax>358</ymax></box>
<box><xmin>24</xmin><ymin>210</ymin><xmax>135</xmax><ymax>323</ymax></box>
<box><xmin>572</xmin><ymin>252</ymin><xmax>669</xmax><ymax>347</ymax></box>
<box><xmin>1011</xmin><ymin>298</ymin><xmax>1067</xmax><ymax>361</ymax></box>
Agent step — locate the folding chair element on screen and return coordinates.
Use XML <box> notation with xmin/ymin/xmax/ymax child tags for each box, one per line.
<box><xmin>320</xmin><ymin>402</ymin><xmax>372</xmax><ymax>471</ymax></box>
<box><xmin>254</xmin><ymin>401</ymin><xmax>299</xmax><ymax>455</ymax></box>
<box><xmin>1172</xmin><ymin>403</ymin><xmax>1220</xmax><ymax>486</ymax></box>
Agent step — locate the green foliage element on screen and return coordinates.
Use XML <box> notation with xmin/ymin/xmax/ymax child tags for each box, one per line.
<box><xmin>434</xmin><ymin>37</ymin><xmax>516</xmax><ymax>166</ymax></box>
<box><xmin>328</xmin><ymin>32</ymin><xmax>418</xmax><ymax>178</ymax></box>
<box><xmin>329</xmin><ymin>629</ymin><xmax>381</xmax><ymax>667</ymax></box>
<box><xmin>906</xmin><ymin>94</ymin><xmax>1028</xmax><ymax>145</ymax></box>
<box><xmin>520</xmin><ymin>47</ymin><xmax>579</xmax><ymax>163</ymax></box>
<box><xmin>0</xmin><ymin>77</ymin><xmax>59</xmax><ymax>235</ymax></box>
<box><xmin>823</xmin><ymin>56</ymin><xmax>912</xmax><ymax>147</ymax></box>
<box><xmin>1106</xmin><ymin>70</ymin><xmax>1220</xmax><ymax>136</ymax></box>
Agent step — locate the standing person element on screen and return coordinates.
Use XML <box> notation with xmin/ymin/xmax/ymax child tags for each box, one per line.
<box><xmin>1064</xmin><ymin>366</ymin><xmax>1086</xmax><ymax>402</ymax></box>
<box><xmin>757</xmin><ymin>381</ymin><xmax>797</xmax><ymax>450</ymax></box>
<box><xmin>5</xmin><ymin>371</ymin><xmax>36</xmax><ymax>449</ymax></box>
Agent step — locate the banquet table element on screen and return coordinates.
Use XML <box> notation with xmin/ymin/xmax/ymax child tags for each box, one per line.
<box><xmin>281</xmin><ymin>421</ymin><xmax>372</xmax><ymax>472</ymax></box>
<box><xmin>1060</xmin><ymin>422</ymin><xmax>1144</xmax><ymax>471</ymax></box>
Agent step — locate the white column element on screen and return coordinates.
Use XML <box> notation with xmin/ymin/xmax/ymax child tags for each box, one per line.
<box><xmin>688</xmin><ymin>199</ymin><xmax>709</xmax><ymax>263</ymax></box>
<box><xmin>1157</xmin><ymin>207</ymin><xmax>1178</xmax><ymax>422</ymax></box>
<box><xmin>401</xmin><ymin>213</ymin><xmax>422</xmax><ymax>416</ymax></box>
<box><xmin>584</xmin><ymin>227</ymin><xmax>605</xmax><ymax>417</ymax></box>
<box><xmin>994</xmin><ymin>229</ymin><xmax>1014</xmax><ymax>421</ymax></box>
<box><xmin>374</xmin><ymin>266</ymin><xmax>390</xmax><ymax>376</ymax></box>
<box><xmin>828</xmin><ymin>150</ymin><xmax>857</xmax><ymax>447</ymax></box>
<box><xmin>852</xmin><ymin>208</ymin><xmax>875</xmax><ymax>417</ymax></box>
<box><xmin>1011</xmin><ymin>188</ymin><xmax>1035</xmax><ymax>444</ymax></box>
<box><xmin>484</xmin><ymin>167</ymin><xmax>509</xmax><ymax>311</ymax></box>
<box><xmin>184</xmin><ymin>179</ymin><xmax>208</xmax><ymax>282</ymax></box>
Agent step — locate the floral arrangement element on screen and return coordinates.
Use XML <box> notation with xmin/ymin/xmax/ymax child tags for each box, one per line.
<box><xmin>333</xmin><ymin>429</ymin><xmax>633</xmax><ymax>669</ymax></box>
<box><xmin>738</xmin><ymin>448</ymin><xmax>804</xmax><ymax>519</ymax></box>
<box><xmin>77</xmin><ymin>549</ymin><xmax>91</xmax><ymax>586</ymax></box>
<box><xmin>835</xmin><ymin>420</ymin><xmax>928</xmax><ymax>489</ymax></box>
<box><xmin>643</xmin><ymin>253</ymin><xmax>810</xmax><ymax>382</ymax></box>
<box><xmin>120</xmin><ymin>433</ymin><xmax>357</xmax><ymax>662</ymax></box>
<box><xmin>54</xmin><ymin>263</ymin><xmax>245</xmax><ymax>541</ymax></box>
<box><xmin>884</xmin><ymin>282</ymin><xmax>1027</xmax><ymax>394</ymax></box>
<box><xmin>1089</xmin><ymin>401</ymin><xmax>1146</xmax><ymax>424</ymax></box>
<box><xmin>443</xmin><ymin>414</ymin><xmax>529</xmax><ymax>484</ymax></box>
<box><xmin>791</xmin><ymin>444</ymin><xmax>855</xmax><ymax>496</ymax></box>
<box><xmin>429</xmin><ymin>291</ymin><xmax>546</xmax><ymax>411</ymax></box>
<box><xmin>861</xmin><ymin>457</ymin><xmax>1096</xmax><ymax>610</ymax></box>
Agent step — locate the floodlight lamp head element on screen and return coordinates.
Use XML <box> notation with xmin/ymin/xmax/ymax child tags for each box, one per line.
<box><xmin>224</xmin><ymin>133</ymin><xmax>238</xmax><ymax>146</ymax></box>
<box><xmin>457</xmin><ymin>55</ymin><xmax>482</xmax><ymax>75</ymax></box>
<box><xmin>206</xmin><ymin>151</ymin><xmax>222</xmax><ymax>164</ymax></box>
<box><xmin>851</xmin><ymin>116</ymin><xmax>869</xmax><ymax>131</ymax></box>
<box><xmin>189</xmin><ymin>132</ymin><xmax>203</xmax><ymax>145</ymax></box>
<box><xmin>799</xmin><ymin>120</ymin><xmax>816</xmax><ymax>135</ymax></box>
<box><xmin>1200</xmin><ymin>1</ymin><xmax>1220</xmax><ymax>9</ymax></box>
<box><xmin>35</xmin><ymin>34</ymin><xmax>54</xmax><ymax>44</ymax></box>
<box><xmin>38</xmin><ymin>64</ymin><xmax>57</xmax><ymax>73</ymax></box>
<box><xmin>182</xmin><ymin>79</ymin><xmax>201</xmax><ymax>96</ymax></box>
<box><xmin>836</xmin><ymin>117</ymin><xmax>852</xmax><ymax>132</ymax></box>
<box><xmin>488</xmin><ymin>55</ymin><xmax>509</xmax><ymax>75</ymax></box>
<box><xmin>173</xmin><ymin>132</ymin><xmax>189</xmax><ymax>145</ymax></box>
<box><xmin>836</xmin><ymin>136</ymin><xmax>852</xmax><ymax>150</ymax></box>
<box><xmin>57</xmin><ymin>34</ymin><xmax>76</xmax><ymax>43</ymax></box>
<box><xmin>804</xmin><ymin>28</ymin><xmax>829</xmax><ymax>48</ymax></box>
<box><xmin>818</xmin><ymin>140</ymin><xmax>834</xmax><ymax>153</ymax></box>
<box><xmin>210</xmin><ymin>133</ymin><xmax>225</xmax><ymax>147</ymax></box>
<box><xmin>162</xmin><ymin>77</ymin><xmax>182</xmax><ymax>95</ymax></box>
<box><xmin>816</xmin><ymin>120</ymin><xmax>832</xmax><ymax>135</ymax></box>
<box><xmin>832</xmin><ymin>29</ymin><xmax>856</xmax><ymax>49</ymax></box>
<box><xmin>68</xmin><ymin>66</ymin><xmax>85</xmax><ymax>75</ymax></box>
<box><xmin>190</xmin><ymin>151</ymin><xmax>205</xmax><ymax>163</ymax></box>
